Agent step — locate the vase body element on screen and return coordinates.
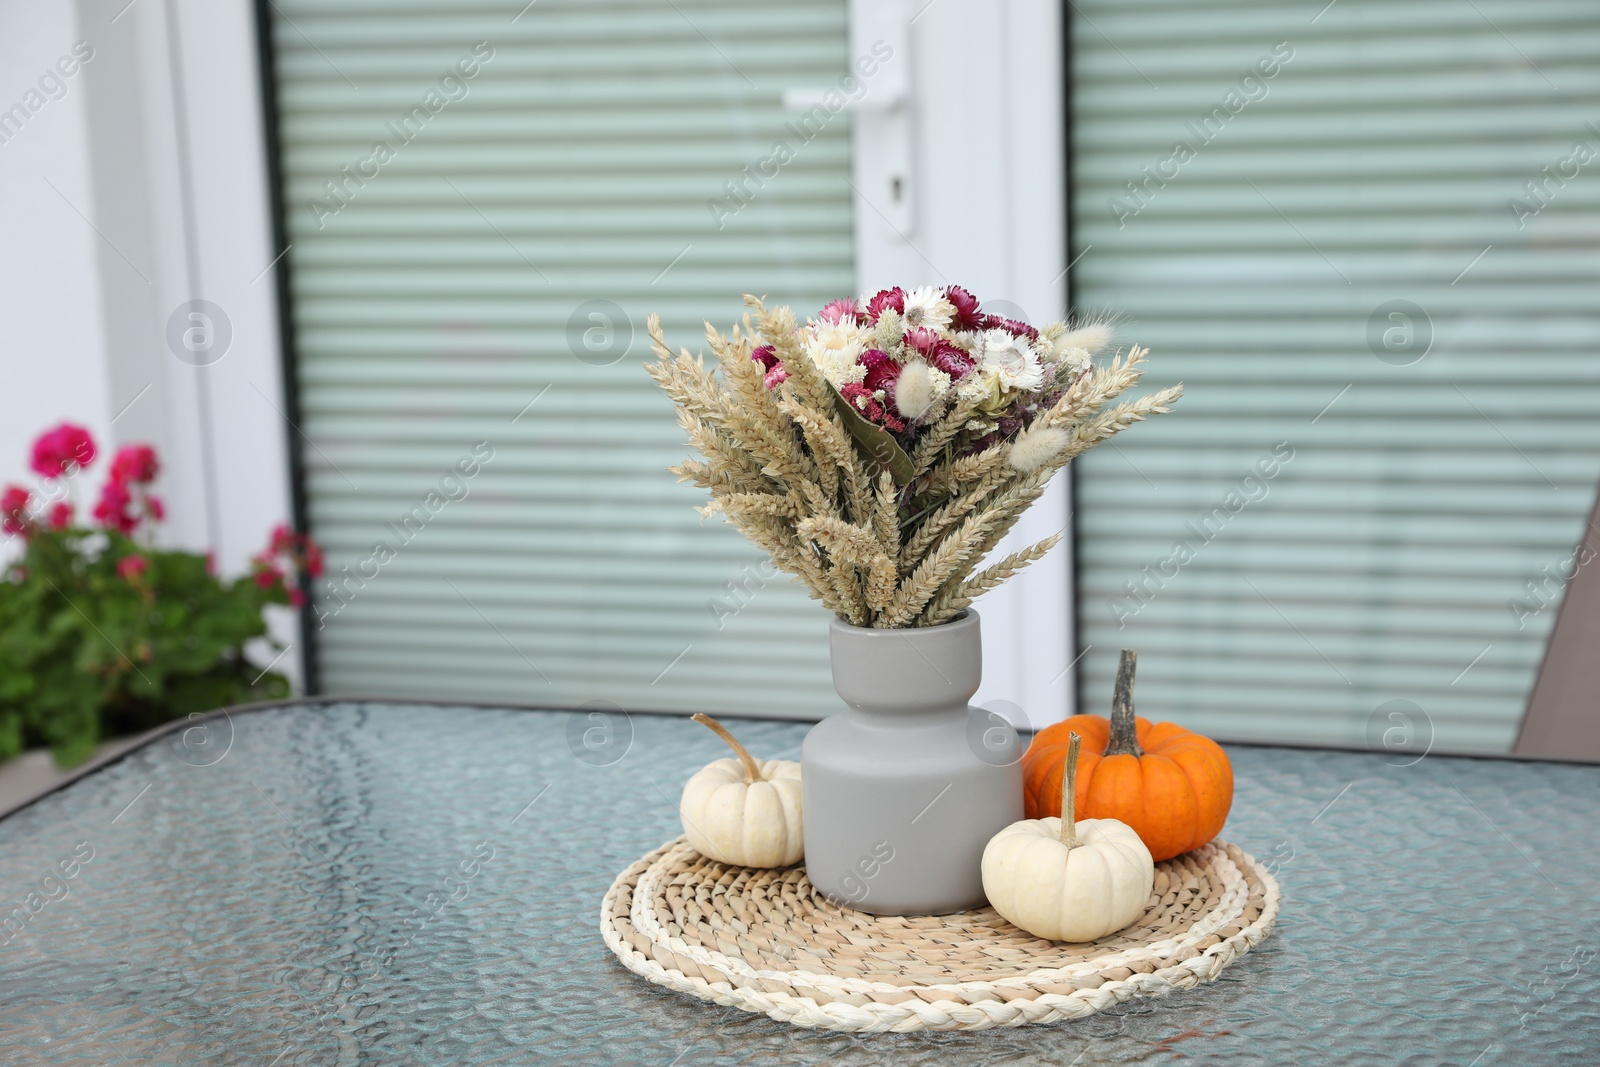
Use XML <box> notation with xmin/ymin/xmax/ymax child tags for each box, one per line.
<box><xmin>801</xmin><ymin>611</ymin><xmax>1023</xmax><ymax>915</ymax></box>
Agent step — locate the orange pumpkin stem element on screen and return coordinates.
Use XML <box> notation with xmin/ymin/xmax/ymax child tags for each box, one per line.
<box><xmin>1058</xmin><ymin>732</ymin><xmax>1081</xmax><ymax>850</ymax></box>
<box><xmin>692</xmin><ymin>713</ymin><xmax>764</xmax><ymax>784</ymax></box>
<box><xmin>1106</xmin><ymin>649</ymin><xmax>1143</xmax><ymax>757</ymax></box>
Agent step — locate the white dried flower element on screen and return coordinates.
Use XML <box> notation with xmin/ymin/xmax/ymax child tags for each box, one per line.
<box><xmin>977</xmin><ymin>328</ymin><xmax>1045</xmax><ymax>392</ymax></box>
<box><xmin>957</xmin><ymin>366</ymin><xmax>995</xmax><ymax>402</ymax></box>
<box><xmin>1058</xmin><ymin>323</ymin><xmax>1113</xmax><ymax>355</ymax></box>
<box><xmin>893</xmin><ymin>359</ymin><xmax>949</xmax><ymax>421</ymax></box>
<box><xmin>1059</xmin><ymin>345</ymin><xmax>1093</xmax><ymax>377</ymax></box>
<box><xmin>900</xmin><ymin>286</ymin><xmax>955</xmax><ymax>330</ymax></box>
<box><xmin>805</xmin><ymin>321</ymin><xmax>867</xmax><ymax>387</ymax></box>
<box><xmin>1008</xmin><ymin>425</ymin><xmax>1070</xmax><ymax>472</ymax></box>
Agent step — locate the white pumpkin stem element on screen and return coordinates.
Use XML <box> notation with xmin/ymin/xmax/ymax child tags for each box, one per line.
<box><xmin>1058</xmin><ymin>731</ymin><xmax>1082</xmax><ymax>851</ymax></box>
<box><xmin>691</xmin><ymin>713</ymin><xmax>765</xmax><ymax>785</ymax></box>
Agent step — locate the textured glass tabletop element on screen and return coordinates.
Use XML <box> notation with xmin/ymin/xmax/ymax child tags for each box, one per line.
<box><xmin>1</xmin><ymin>701</ymin><xmax>1597</xmax><ymax>1065</ymax></box>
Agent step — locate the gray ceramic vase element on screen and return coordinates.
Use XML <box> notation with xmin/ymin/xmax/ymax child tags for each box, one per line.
<box><xmin>801</xmin><ymin>610</ymin><xmax>1023</xmax><ymax>915</ymax></box>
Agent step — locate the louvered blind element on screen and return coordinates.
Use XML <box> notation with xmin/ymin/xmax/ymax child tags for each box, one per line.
<box><xmin>269</xmin><ymin>0</ymin><xmax>852</xmax><ymax>715</ymax></box>
<box><xmin>1070</xmin><ymin>0</ymin><xmax>1600</xmax><ymax>751</ymax></box>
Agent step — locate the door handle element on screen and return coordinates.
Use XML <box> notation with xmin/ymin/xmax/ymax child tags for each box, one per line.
<box><xmin>780</xmin><ymin>0</ymin><xmax>914</xmax><ymax>237</ymax></box>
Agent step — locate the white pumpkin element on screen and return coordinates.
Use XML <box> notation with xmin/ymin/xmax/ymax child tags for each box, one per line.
<box><xmin>982</xmin><ymin>732</ymin><xmax>1154</xmax><ymax>942</ymax></box>
<box><xmin>680</xmin><ymin>713</ymin><xmax>803</xmax><ymax>868</ymax></box>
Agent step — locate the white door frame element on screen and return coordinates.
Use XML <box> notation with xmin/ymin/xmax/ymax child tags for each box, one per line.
<box><xmin>845</xmin><ymin>0</ymin><xmax>1075</xmax><ymax>727</ymax></box>
<box><xmin>69</xmin><ymin>0</ymin><xmax>301</xmax><ymax>685</ymax></box>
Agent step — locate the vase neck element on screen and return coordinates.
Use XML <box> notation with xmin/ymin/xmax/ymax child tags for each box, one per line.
<box><xmin>829</xmin><ymin>612</ymin><xmax>982</xmax><ymax>714</ymax></box>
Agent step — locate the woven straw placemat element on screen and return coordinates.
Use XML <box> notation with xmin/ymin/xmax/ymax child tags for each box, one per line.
<box><xmin>600</xmin><ymin>836</ymin><xmax>1280</xmax><ymax>1032</ymax></box>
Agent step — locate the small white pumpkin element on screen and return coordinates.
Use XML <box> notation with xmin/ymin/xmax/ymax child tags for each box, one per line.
<box><xmin>982</xmin><ymin>732</ymin><xmax>1154</xmax><ymax>942</ymax></box>
<box><xmin>679</xmin><ymin>713</ymin><xmax>803</xmax><ymax>868</ymax></box>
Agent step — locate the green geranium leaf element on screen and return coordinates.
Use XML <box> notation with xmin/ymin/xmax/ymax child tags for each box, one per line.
<box><xmin>0</xmin><ymin>518</ymin><xmax>308</xmax><ymax>766</ymax></box>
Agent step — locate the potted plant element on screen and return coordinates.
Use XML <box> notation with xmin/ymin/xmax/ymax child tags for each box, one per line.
<box><xmin>648</xmin><ymin>287</ymin><xmax>1179</xmax><ymax>913</ymax></box>
<box><xmin>0</xmin><ymin>424</ymin><xmax>320</xmax><ymax>766</ymax></box>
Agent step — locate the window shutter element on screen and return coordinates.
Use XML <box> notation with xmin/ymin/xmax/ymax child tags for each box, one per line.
<box><xmin>1069</xmin><ymin>0</ymin><xmax>1600</xmax><ymax>751</ymax></box>
<box><xmin>268</xmin><ymin>0</ymin><xmax>853</xmax><ymax>715</ymax></box>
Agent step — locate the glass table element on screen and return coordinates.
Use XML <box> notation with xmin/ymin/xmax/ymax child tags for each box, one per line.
<box><xmin>1</xmin><ymin>701</ymin><xmax>1596</xmax><ymax>1065</ymax></box>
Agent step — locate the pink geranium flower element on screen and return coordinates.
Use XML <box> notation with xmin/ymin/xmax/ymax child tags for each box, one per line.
<box><xmin>2</xmin><ymin>485</ymin><xmax>31</xmax><ymax>536</ymax></box>
<box><xmin>252</xmin><ymin>525</ymin><xmax>325</xmax><ymax>596</ymax></box>
<box><xmin>117</xmin><ymin>555</ymin><xmax>149</xmax><ymax>581</ymax></box>
<box><xmin>269</xmin><ymin>522</ymin><xmax>296</xmax><ymax>555</ymax></box>
<box><xmin>92</xmin><ymin>448</ymin><xmax>166</xmax><ymax>534</ymax></box>
<box><xmin>47</xmin><ymin>502</ymin><xmax>73</xmax><ymax>530</ymax></box>
<box><xmin>93</xmin><ymin>480</ymin><xmax>138</xmax><ymax>534</ymax></box>
<box><xmin>109</xmin><ymin>444</ymin><xmax>159</xmax><ymax>486</ymax></box>
<box><xmin>30</xmin><ymin>424</ymin><xmax>97</xmax><ymax>479</ymax></box>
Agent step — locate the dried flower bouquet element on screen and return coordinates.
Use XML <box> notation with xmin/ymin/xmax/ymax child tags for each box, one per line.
<box><xmin>647</xmin><ymin>286</ymin><xmax>1180</xmax><ymax>628</ymax></box>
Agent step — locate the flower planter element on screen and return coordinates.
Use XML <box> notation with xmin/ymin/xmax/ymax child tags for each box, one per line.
<box><xmin>801</xmin><ymin>611</ymin><xmax>1022</xmax><ymax>914</ymax></box>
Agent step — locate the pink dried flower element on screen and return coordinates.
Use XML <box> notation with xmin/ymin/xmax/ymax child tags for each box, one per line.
<box><xmin>30</xmin><ymin>424</ymin><xmax>97</xmax><ymax>479</ymax></box>
<box><xmin>751</xmin><ymin>344</ymin><xmax>788</xmax><ymax>389</ymax></box>
<box><xmin>109</xmin><ymin>444</ymin><xmax>159</xmax><ymax>486</ymax></box>
<box><xmin>819</xmin><ymin>298</ymin><xmax>861</xmax><ymax>325</ymax></box>
<box><xmin>903</xmin><ymin>327</ymin><xmax>941</xmax><ymax>356</ymax></box>
<box><xmin>859</xmin><ymin>348</ymin><xmax>901</xmax><ymax>396</ymax></box>
<box><xmin>901</xmin><ymin>326</ymin><xmax>975</xmax><ymax>380</ymax></box>
<box><xmin>983</xmin><ymin>315</ymin><xmax>1040</xmax><ymax>342</ymax></box>
<box><xmin>925</xmin><ymin>341</ymin><xmax>976</xmax><ymax>381</ymax></box>
<box><xmin>945</xmin><ymin>286</ymin><xmax>984</xmax><ymax>331</ymax></box>
<box><xmin>864</xmin><ymin>287</ymin><xmax>906</xmax><ymax>323</ymax></box>
<box><xmin>840</xmin><ymin>379</ymin><xmax>907</xmax><ymax>433</ymax></box>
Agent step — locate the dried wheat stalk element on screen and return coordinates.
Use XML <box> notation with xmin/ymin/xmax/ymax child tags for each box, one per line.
<box><xmin>645</xmin><ymin>297</ymin><xmax>1180</xmax><ymax>628</ymax></box>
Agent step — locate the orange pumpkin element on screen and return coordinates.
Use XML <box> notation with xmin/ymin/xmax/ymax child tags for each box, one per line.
<box><xmin>1022</xmin><ymin>649</ymin><xmax>1232</xmax><ymax>862</ymax></box>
